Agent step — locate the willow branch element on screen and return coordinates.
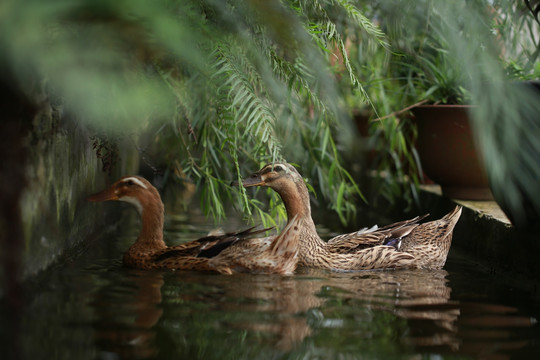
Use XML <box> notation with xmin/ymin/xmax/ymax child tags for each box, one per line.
<box><xmin>372</xmin><ymin>99</ymin><xmax>429</xmax><ymax>122</ymax></box>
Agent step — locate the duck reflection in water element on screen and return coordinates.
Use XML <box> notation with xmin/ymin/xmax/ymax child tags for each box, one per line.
<box><xmin>163</xmin><ymin>267</ymin><xmax>461</xmax><ymax>352</ymax></box>
<box><xmin>89</xmin><ymin>265</ymin><xmax>535</xmax><ymax>358</ymax></box>
<box><xmin>92</xmin><ymin>270</ymin><xmax>164</xmax><ymax>358</ymax></box>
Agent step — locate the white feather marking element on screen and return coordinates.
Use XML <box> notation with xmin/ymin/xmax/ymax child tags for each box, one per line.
<box><xmin>121</xmin><ymin>196</ymin><xmax>143</xmax><ymax>214</ymax></box>
<box><xmin>356</xmin><ymin>224</ymin><xmax>378</xmax><ymax>236</ymax></box>
<box><xmin>207</xmin><ymin>228</ymin><xmax>225</xmax><ymax>236</ymax></box>
<box><xmin>123</xmin><ymin>177</ymin><xmax>148</xmax><ymax>189</ymax></box>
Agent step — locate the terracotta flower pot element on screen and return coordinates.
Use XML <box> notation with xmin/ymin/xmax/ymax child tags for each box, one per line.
<box><xmin>412</xmin><ymin>105</ymin><xmax>493</xmax><ymax>200</ymax></box>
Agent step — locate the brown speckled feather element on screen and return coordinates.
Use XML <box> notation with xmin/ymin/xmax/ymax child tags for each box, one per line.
<box><xmin>121</xmin><ymin>227</ymin><xmax>274</xmax><ymax>272</ymax></box>
<box><xmin>295</xmin><ymin>218</ymin><xmax>417</xmax><ymax>270</ymax></box>
<box><xmin>237</xmin><ymin>163</ymin><xmax>462</xmax><ymax>271</ymax></box>
<box><xmin>398</xmin><ymin>206</ymin><xmax>462</xmax><ymax>269</ymax></box>
<box><xmin>89</xmin><ymin>176</ymin><xmax>301</xmax><ymax>275</ymax></box>
<box><xmin>209</xmin><ymin>215</ymin><xmax>301</xmax><ymax>274</ymax></box>
<box><xmin>326</xmin><ymin>214</ymin><xmax>429</xmax><ymax>253</ymax></box>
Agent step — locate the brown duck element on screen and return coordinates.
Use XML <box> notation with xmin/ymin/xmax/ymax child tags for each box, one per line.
<box><xmin>233</xmin><ymin>163</ymin><xmax>462</xmax><ymax>271</ymax></box>
<box><xmin>88</xmin><ymin>175</ymin><xmax>301</xmax><ymax>275</ymax></box>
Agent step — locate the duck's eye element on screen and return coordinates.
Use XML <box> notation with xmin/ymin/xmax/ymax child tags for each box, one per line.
<box><xmin>273</xmin><ymin>165</ymin><xmax>283</xmax><ymax>172</ymax></box>
<box><xmin>126</xmin><ymin>180</ymin><xmax>134</xmax><ymax>186</ymax></box>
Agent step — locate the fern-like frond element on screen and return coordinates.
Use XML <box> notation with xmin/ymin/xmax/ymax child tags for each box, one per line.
<box><xmin>210</xmin><ymin>40</ymin><xmax>283</xmax><ymax>161</ymax></box>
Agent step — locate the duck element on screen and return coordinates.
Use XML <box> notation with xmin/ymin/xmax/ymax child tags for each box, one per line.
<box><xmin>232</xmin><ymin>163</ymin><xmax>462</xmax><ymax>271</ymax></box>
<box><xmin>88</xmin><ymin>175</ymin><xmax>301</xmax><ymax>275</ymax></box>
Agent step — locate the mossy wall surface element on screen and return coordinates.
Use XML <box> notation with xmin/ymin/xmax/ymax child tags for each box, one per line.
<box><xmin>19</xmin><ymin>110</ymin><xmax>139</xmax><ymax>278</ymax></box>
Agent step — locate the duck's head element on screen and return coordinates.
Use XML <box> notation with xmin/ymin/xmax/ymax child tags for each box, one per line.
<box><xmin>87</xmin><ymin>176</ymin><xmax>162</xmax><ymax>215</ymax></box>
<box><xmin>232</xmin><ymin>163</ymin><xmax>307</xmax><ymax>196</ymax></box>
<box><xmin>233</xmin><ymin>163</ymin><xmax>311</xmax><ymax>219</ymax></box>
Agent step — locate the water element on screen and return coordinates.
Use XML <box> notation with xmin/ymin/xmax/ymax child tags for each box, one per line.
<box><xmin>4</xmin><ymin>208</ymin><xmax>540</xmax><ymax>359</ymax></box>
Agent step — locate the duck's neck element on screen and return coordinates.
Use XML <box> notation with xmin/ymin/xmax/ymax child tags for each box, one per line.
<box><xmin>276</xmin><ymin>180</ymin><xmax>324</xmax><ymax>246</ymax></box>
<box><xmin>280</xmin><ymin>181</ymin><xmax>311</xmax><ymax>222</ymax></box>
<box><xmin>129</xmin><ymin>199</ymin><xmax>167</xmax><ymax>254</ymax></box>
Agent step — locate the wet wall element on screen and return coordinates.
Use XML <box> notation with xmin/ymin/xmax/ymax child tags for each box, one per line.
<box><xmin>20</xmin><ymin>115</ymin><xmax>139</xmax><ymax>277</ymax></box>
<box><xmin>1</xmin><ymin>82</ymin><xmax>139</xmax><ymax>281</ymax></box>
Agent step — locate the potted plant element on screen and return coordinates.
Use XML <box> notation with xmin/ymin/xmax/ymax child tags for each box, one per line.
<box><xmin>386</xmin><ymin>35</ymin><xmax>494</xmax><ymax>201</ymax></box>
<box><xmin>375</xmin><ymin>0</ymin><xmax>540</xmax><ymax>225</ymax></box>
<box><xmin>340</xmin><ymin>1</ymin><xmax>495</xmax><ymax>202</ymax></box>
<box><xmin>403</xmin><ymin>50</ymin><xmax>494</xmax><ymax>200</ymax></box>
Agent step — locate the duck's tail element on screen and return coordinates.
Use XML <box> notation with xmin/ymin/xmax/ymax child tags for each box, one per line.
<box><xmin>400</xmin><ymin>206</ymin><xmax>462</xmax><ymax>269</ymax></box>
<box><xmin>413</xmin><ymin>205</ymin><xmax>462</xmax><ymax>242</ymax></box>
<box><xmin>442</xmin><ymin>205</ymin><xmax>463</xmax><ymax>225</ymax></box>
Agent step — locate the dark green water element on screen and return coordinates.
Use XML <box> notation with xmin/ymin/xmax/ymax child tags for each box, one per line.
<box><xmin>4</xmin><ymin>208</ymin><xmax>540</xmax><ymax>359</ymax></box>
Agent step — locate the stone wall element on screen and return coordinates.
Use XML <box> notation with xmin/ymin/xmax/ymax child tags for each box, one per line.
<box><xmin>19</xmin><ymin>109</ymin><xmax>140</xmax><ymax>277</ymax></box>
<box><xmin>0</xmin><ymin>84</ymin><xmax>140</xmax><ymax>279</ymax></box>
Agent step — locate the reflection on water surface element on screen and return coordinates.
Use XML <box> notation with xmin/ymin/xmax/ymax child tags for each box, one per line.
<box><xmin>7</xmin><ymin>209</ymin><xmax>540</xmax><ymax>359</ymax></box>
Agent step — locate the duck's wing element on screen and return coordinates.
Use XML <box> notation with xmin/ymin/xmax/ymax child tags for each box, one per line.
<box><xmin>209</xmin><ymin>216</ymin><xmax>301</xmax><ymax>275</ymax></box>
<box><xmin>326</xmin><ymin>214</ymin><xmax>429</xmax><ymax>254</ymax></box>
<box><xmin>197</xmin><ymin>225</ymin><xmax>274</xmax><ymax>258</ymax></box>
<box><xmin>152</xmin><ymin>225</ymin><xmax>274</xmax><ymax>263</ymax></box>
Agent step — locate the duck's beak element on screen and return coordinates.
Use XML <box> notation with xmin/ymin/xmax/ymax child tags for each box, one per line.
<box><xmin>87</xmin><ymin>187</ymin><xmax>119</xmax><ymax>202</ymax></box>
<box><xmin>230</xmin><ymin>172</ymin><xmax>265</xmax><ymax>188</ymax></box>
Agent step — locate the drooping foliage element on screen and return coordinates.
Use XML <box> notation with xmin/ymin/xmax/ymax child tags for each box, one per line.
<box><xmin>4</xmin><ymin>0</ymin><xmax>538</xmax><ymax>227</ymax></box>
<box><xmin>1</xmin><ymin>0</ymin><xmax>389</xmax><ymax>224</ymax></box>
